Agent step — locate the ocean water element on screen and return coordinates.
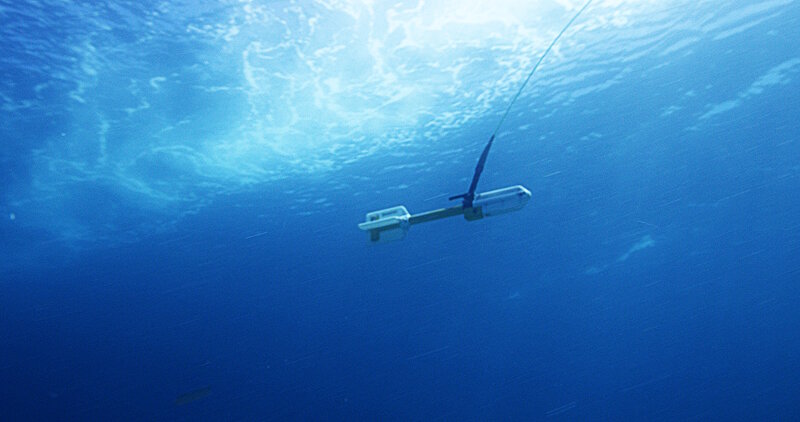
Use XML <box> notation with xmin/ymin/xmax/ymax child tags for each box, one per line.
<box><xmin>2</xmin><ymin>0</ymin><xmax>800</xmax><ymax>419</ymax></box>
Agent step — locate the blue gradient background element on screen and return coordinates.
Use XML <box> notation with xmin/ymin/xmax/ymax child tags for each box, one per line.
<box><xmin>2</xmin><ymin>0</ymin><xmax>800</xmax><ymax>419</ymax></box>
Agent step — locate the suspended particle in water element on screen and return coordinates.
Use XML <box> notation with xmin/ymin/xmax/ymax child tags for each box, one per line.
<box><xmin>9</xmin><ymin>213</ymin><xmax>15</xmax><ymax>221</ymax></box>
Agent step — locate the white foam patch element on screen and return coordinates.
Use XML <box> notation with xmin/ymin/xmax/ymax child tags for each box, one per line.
<box><xmin>617</xmin><ymin>235</ymin><xmax>655</xmax><ymax>262</ymax></box>
<box><xmin>701</xmin><ymin>0</ymin><xmax>793</xmax><ymax>34</ymax></box>
<box><xmin>746</xmin><ymin>58</ymin><xmax>800</xmax><ymax>95</ymax></box>
<box><xmin>659</xmin><ymin>36</ymin><xmax>700</xmax><ymax>56</ymax></box>
<box><xmin>713</xmin><ymin>13</ymin><xmax>780</xmax><ymax>41</ymax></box>
<box><xmin>700</xmin><ymin>58</ymin><xmax>800</xmax><ymax>120</ymax></box>
<box><xmin>149</xmin><ymin>76</ymin><xmax>166</xmax><ymax>90</ymax></box>
<box><xmin>700</xmin><ymin>100</ymin><xmax>741</xmax><ymax>121</ymax></box>
<box><xmin>585</xmin><ymin>234</ymin><xmax>656</xmax><ymax>275</ymax></box>
<box><xmin>661</xmin><ymin>105</ymin><xmax>682</xmax><ymax>117</ymax></box>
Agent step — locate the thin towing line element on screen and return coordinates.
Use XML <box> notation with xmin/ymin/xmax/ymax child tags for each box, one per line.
<box><xmin>492</xmin><ymin>0</ymin><xmax>594</xmax><ymax>139</ymax></box>
<box><xmin>450</xmin><ymin>0</ymin><xmax>594</xmax><ymax>208</ymax></box>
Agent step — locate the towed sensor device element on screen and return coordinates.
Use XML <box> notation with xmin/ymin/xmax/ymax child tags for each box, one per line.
<box><xmin>358</xmin><ymin>0</ymin><xmax>593</xmax><ymax>242</ymax></box>
<box><xmin>359</xmin><ymin>185</ymin><xmax>531</xmax><ymax>242</ymax></box>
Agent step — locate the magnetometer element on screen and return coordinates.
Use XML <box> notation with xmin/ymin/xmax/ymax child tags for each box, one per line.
<box><xmin>359</xmin><ymin>185</ymin><xmax>531</xmax><ymax>242</ymax></box>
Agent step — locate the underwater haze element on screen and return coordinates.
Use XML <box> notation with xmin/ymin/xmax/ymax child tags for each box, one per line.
<box><xmin>2</xmin><ymin>0</ymin><xmax>800</xmax><ymax>419</ymax></box>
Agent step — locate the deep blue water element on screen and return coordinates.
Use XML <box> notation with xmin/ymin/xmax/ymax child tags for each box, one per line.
<box><xmin>2</xmin><ymin>0</ymin><xmax>800</xmax><ymax>420</ymax></box>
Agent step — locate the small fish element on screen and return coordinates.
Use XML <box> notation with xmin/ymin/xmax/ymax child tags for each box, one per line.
<box><xmin>175</xmin><ymin>386</ymin><xmax>211</xmax><ymax>406</ymax></box>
